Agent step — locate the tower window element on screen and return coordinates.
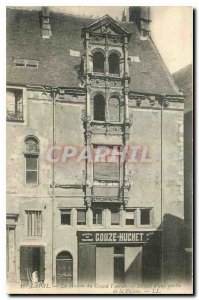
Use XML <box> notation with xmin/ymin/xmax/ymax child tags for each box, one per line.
<box><xmin>109</xmin><ymin>53</ymin><xmax>120</xmax><ymax>74</ymax></box>
<box><xmin>93</xmin><ymin>94</ymin><xmax>105</xmax><ymax>121</ymax></box>
<box><xmin>93</xmin><ymin>52</ymin><xmax>104</xmax><ymax>73</ymax></box>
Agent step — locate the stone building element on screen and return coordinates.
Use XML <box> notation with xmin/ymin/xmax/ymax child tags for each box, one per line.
<box><xmin>6</xmin><ymin>7</ymin><xmax>185</xmax><ymax>288</ymax></box>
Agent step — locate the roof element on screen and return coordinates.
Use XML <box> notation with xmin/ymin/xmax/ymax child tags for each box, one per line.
<box><xmin>173</xmin><ymin>64</ymin><xmax>192</xmax><ymax>112</ymax></box>
<box><xmin>7</xmin><ymin>8</ymin><xmax>180</xmax><ymax>95</ymax></box>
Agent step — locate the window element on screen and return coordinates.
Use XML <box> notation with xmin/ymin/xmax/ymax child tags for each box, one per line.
<box><xmin>93</xmin><ymin>146</ymin><xmax>120</xmax><ymax>181</ymax></box>
<box><xmin>24</xmin><ymin>137</ymin><xmax>39</xmax><ymax>184</ymax></box>
<box><xmin>26</xmin><ymin>211</ymin><xmax>42</xmax><ymax>236</ymax></box>
<box><xmin>77</xmin><ymin>209</ymin><xmax>86</xmax><ymax>225</ymax></box>
<box><xmin>93</xmin><ymin>210</ymin><xmax>102</xmax><ymax>225</ymax></box>
<box><xmin>13</xmin><ymin>58</ymin><xmax>38</xmax><ymax>68</ymax></box>
<box><xmin>6</xmin><ymin>88</ymin><xmax>23</xmax><ymax>121</ymax></box>
<box><xmin>109</xmin><ymin>96</ymin><xmax>120</xmax><ymax>122</ymax></box>
<box><xmin>93</xmin><ymin>94</ymin><xmax>105</xmax><ymax>121</ymax></box>
<box><xmin>93</xmin><ymin>52</ymin><xmax>104</xmax><ymax>73</ymax></box>
<box><xmin>140</xmin><ymin>209</ymin><xmax>150</xmax><ymax>225</ymax></box>
<box><xmin>109</xmin><ymin>53</ymin><xmax>120</xmax><ymax>75</ymax></box>
<box><xmin>60</xmin><ymin>210</ymin><xmax>71</xmax><ymax>225</ymax></box>
<box><xmin>126</xmin><ymin>210</ymin><xmax>135</xmax><ymax>225</ymax></box>
<box><xmin>111</xmin><ymin>210</ymin><xmax>120</xmax><ymax>225</ymax></box>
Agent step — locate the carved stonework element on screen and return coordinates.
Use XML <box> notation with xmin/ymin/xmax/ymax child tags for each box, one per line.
<box><xmin>164</xmin><ymin>100</ymin><xmax>169</xmax><ymax>107</ymax></box>
<box><xmin>108</xmin><ymin>80</ymin><xmax>122</xmax><ymax>88</ymax></box>
<box><xmin>90</xmin><ymin>35</ymin><xmax>105</xmax><ymax>44</ymax></box>
<box><xmin>136</xmin><ymin>98</ymin><xmax>142</xmax><ymax>107</ymax></box>
<box><xmin>107</xmin><ymin>36</ymin><xmax>122</xmax><ymax>45</ymax></box>
<box><xmin>81</xmin><ymin>109</ymin><xmax>87</xmax><ymax>123</ymax></box>
<box><xmin>91</xmin><ymin>122</ymin><xmax>123</xmax><ymax>135</ymax></box>
<box><xmin>90</xmin><ymin>78</ymin><xmax>105</xmax><ymax>87</ymax></box>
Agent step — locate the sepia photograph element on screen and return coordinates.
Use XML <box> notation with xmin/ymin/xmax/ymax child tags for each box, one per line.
<box><xmin>6</xmin><ymin>5</ymin><xmax>193</xmax><ymax>294</ymax></box>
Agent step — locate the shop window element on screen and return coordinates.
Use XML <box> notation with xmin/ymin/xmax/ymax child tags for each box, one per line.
<box><xmin>77</xmin><ymin>209</ymin><xmax>86</xmax><ymax>225</ymax></box>
<box><xmin>125</xmin><ymin>210</ymin><xmax>135</xmax><ymax>225</ymax></box>
<box><xmin>109</xmin><ymin>53</ymin><xmax>120</xmax><ymax>75</ymax></box>
<box><xmin>109</xmin><ymin>96</ymin><xmax>120</xmax><ymax>122</ymax></box>
<box><xmin>93</xmin><ymin>94</ymin><xmax>105</xmax><ymax>121</ymax></box>
<box><xmin>93</xmin><ymin>52</ymin><xmax>104</xmax><ymax>73</ymax></box>
<box><xmin>24</xmin><ymin>136</ymin><xmax>39</xmax><ymax>184</ymax></box>
<box><xmin>111</xmin><ymin>210</ymin><xmax>120</xmax><ymax>225</ymax></box>
<box><xmin>20</xmin><ymin>246</ymin><xmax>45</xmax><ymax>286</ymax></box>
<box><xmin>6</xmin><ymin>88</ymin><xmax>23</xmax><ymax>122</ymax></box>
<box><xmin>60</xmin><ymin>209</ymin><xmax>71</xmax><ymax>225</ymax></box>
<box><xmin>93</xmin><ymin>210</ymin><xmax>102</xmax><ymax>225</ymax></box>
<box><xmin>93</xmin><ymin>145</ymin><xmax>120</xmax><ymax>181</ymax></box>
<box><xmin>140</xmin><ymin>209</ymin><xmax>150</xmax><ymax>225</ymax></box>
<box><xmin>26</xmin><ymin>211</ymin><xmax>42</xmax><ymax>236</ymax></box>
<box><xmin>56</xmin><ymin>251</ymin><xmax>73</xmax><ymax>287</ymax></box>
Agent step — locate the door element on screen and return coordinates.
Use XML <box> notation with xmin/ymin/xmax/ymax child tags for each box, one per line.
<box><xmin>56</xmin><ymin>251</ymin><xmax>73</xmax><ymax>287</ymax></box>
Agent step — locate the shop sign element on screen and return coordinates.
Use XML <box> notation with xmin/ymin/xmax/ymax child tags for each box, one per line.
<box><xmin>77</xmin><ymin>231</ymin><xmax>159</xmax><ymax>243</ymax></box>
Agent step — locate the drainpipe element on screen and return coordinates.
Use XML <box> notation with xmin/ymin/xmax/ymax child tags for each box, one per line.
<box><xmin>51</xmin><ymin>87</ymin><xmax>57</xmax><ymax>286</ymax></box>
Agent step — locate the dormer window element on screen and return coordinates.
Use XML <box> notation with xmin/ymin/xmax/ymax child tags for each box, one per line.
<box><xmin>93</xmin><ymin>52</ymin><xmax>104</xmax><ymax>73</ymax></box>
<box><xmin>108</xmin><ymin>52</ymin><xmax>120</xmax><ymax>75</ymax></box>
<box><xmin>93</xmin><ymin>94</ymin><xmax>105</xmax><ymax>121</ymax></box>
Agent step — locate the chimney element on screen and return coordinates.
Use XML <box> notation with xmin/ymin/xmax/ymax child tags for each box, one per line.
<box><xmin>42</xmin><ymin>7</ymin><xmax>51</xmax><ymax>39</ymax></box>
<box><xmin>129</xmin><ymin>7</ymin><xmax>151</xmax><ymax>37</ymax></box>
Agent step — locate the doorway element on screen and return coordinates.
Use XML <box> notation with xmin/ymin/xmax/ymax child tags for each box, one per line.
<box><xmin>56</xmin><ymin>251</ymin><xmax>73</xmax><ymax>287</ymax></box>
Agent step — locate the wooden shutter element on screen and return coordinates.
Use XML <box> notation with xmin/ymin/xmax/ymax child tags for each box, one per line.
<box><xmin>111</xmin><ymin>211</ymin><xmax>120</xmax><ymax>225</ymax></box>
<box><xmin>78</xmin><ymin>245</ymin><xmax>96</xmax><ymax>284</ymax></box>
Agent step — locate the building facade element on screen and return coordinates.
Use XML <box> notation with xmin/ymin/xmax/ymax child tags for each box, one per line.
<box><xmin>7</xmin><ymin>7</ymin><xmax>185</xmax><ymax>289</ymax></box>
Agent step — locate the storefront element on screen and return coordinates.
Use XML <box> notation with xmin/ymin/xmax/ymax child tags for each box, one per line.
<box><xmin>77</xmin><ymin>230</ymin><xmax>162</xmax><ymax>285</ymax></box>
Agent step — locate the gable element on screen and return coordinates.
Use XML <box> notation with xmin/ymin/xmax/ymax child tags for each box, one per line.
<box><xmin>82</xmin><ymin>15</ymin><xmax>131</xmax><ymax>37</ymax></box>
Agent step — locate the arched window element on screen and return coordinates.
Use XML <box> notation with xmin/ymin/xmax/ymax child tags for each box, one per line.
<box><xmin>56</xmin><ymin>251</ymin><xmax>73</xmax><ymax>286</ymax></box>
<box><xmin>24</xmin><ymin>136</ymin><xmax>39</xmax><ymax>184</ymax></box>
<box><xmin>93</xmin><ymin>52</ymin><xmax>104</xmax><ymax>73</ymax></box>
<box><xmin>108</xmin><ymin>53</ymin><xmax>120</xmax><ymax>75</ymax></box>
<box><xmin>109</xmin><ymin>96</ymin><xmax>120</xmax><ymax>122</ymax></box>
<box><xmin>93</xmin><ymin>94</ymin><xmax>105</xmax><ymax>121</ymax></box>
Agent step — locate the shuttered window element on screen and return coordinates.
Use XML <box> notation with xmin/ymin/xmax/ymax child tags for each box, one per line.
<box><xmin>126</xmin><ymin>210</ymin><xmax>135</xmax><ymax>225</ymax></box>
<box><xmin>26</xmin><ymin>155</ymin><xmax>38</xmax><ymax>184</ymax></box>
<box><xmin>77</xmin><ymin>210</ymin><xmax>86</xmax><ymax>225</ymax></box>
<box><xmin>26</xmin><ymin>211</ymin><xmax>42</xmax><ymax>236</ymax></box>
<box><xmin>111</xmin><ymin>210</ymin><xmax>120</xmax><ymax>225</ymax></box>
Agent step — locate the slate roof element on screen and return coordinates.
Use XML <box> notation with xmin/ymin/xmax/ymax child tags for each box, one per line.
<box><xmin>7</xmin><ymin>8</ymin><xmax>180</xmax><ymax>95</ymax></box>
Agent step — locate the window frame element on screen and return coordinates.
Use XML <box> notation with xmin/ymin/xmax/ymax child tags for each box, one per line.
<box><xmin>93</xmin><ymin>210</ymin><xmax>103</xmax><ymax>226</ymax></box>
<box><xmin>60</xmin><ymin>209</ymin><xmax>72</xmax><ymax>226</ymax></box>
<box><xmin>6</xmin><ymin>88</ymin><xmax>24</xmax><ymax>122</ymax></box>
<box><xmin>108</xmin><ymin>52</ymin><xmax>120</xmax><ymax>76</ymax></box>
<box><xmin>93</xmin><ymin>94</ymin><xmax>106</xmax><ymax>122</ymax></box>
<box><xmin>93</xmin><ymin>51</ymin><xmax>105</xmax><ymax>73</ymax></box>
<box><xmin>77</xmin><ymin>209</ymin><xmax>86</xmax><ymax>226</ymax></box>
<box><xmin>24</xmin><ymin>136</ymin><xmax>40</xmax><ymax>186</ymax></box>
<box><xmin>25</xmin><ymin>210</ymin><xmax>42</xmax><ymax>237</ymax></box>
<box><xmin>140</xmin><ymin>208</ymin><xmax>151</xmax><ymax>226</ymax></box>
<box><xmin>125</xmin><ymin>210</ymin><xmax>136</xmax><ymax>226</ymax></box>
